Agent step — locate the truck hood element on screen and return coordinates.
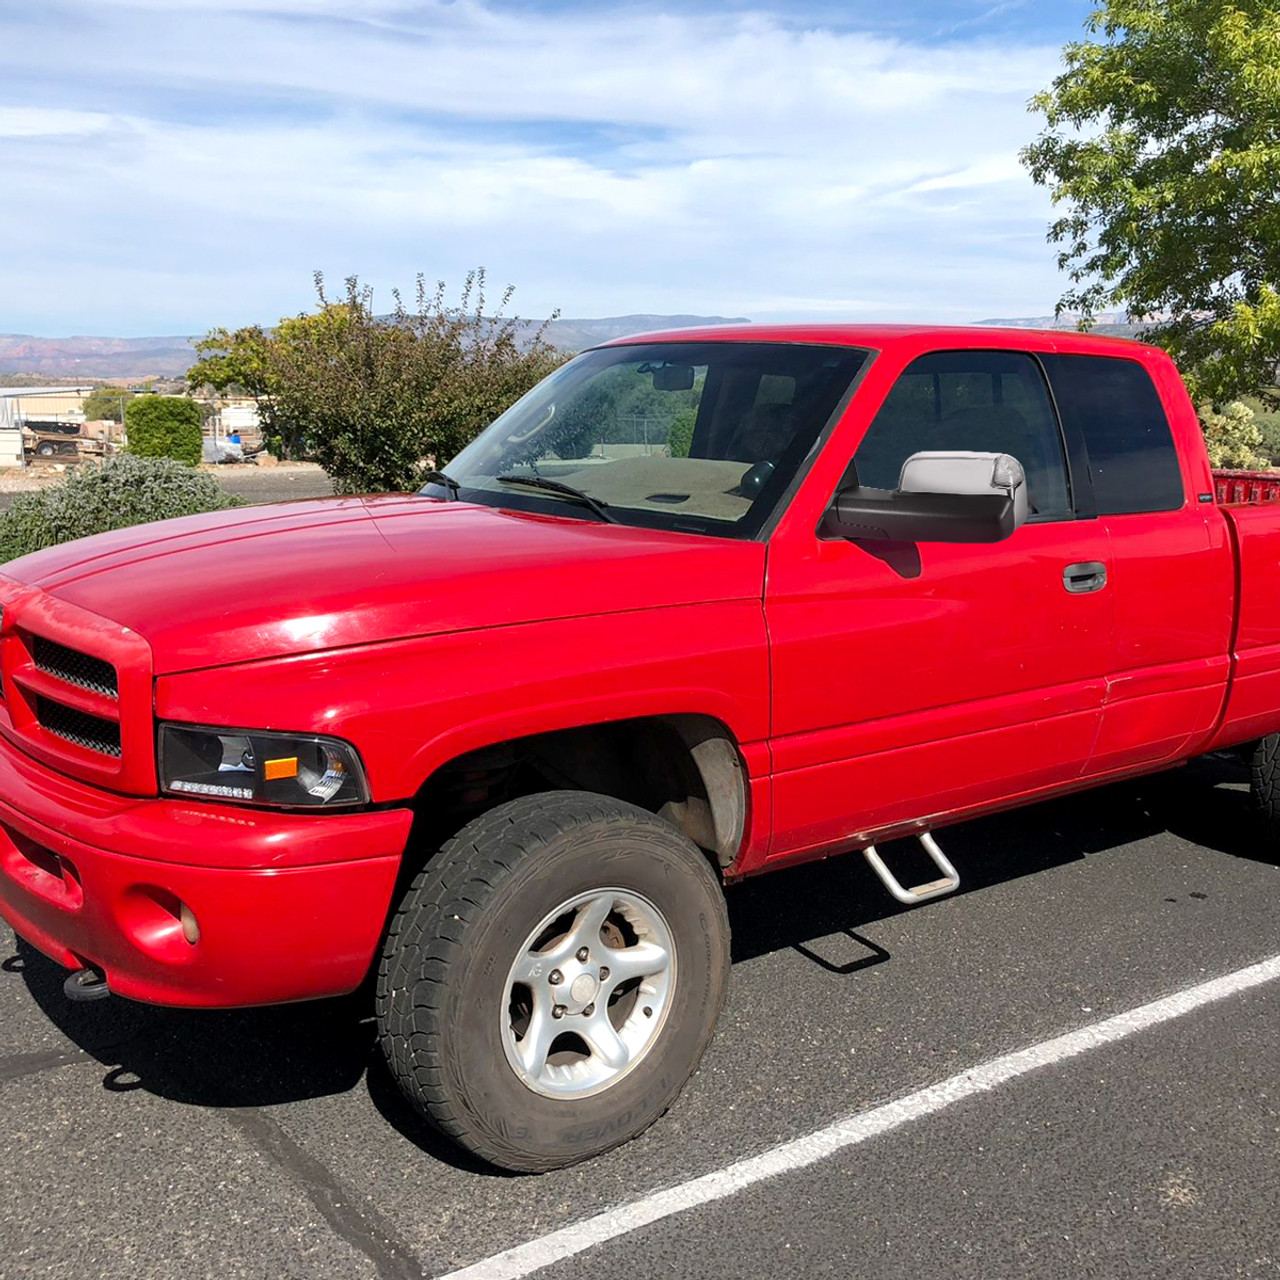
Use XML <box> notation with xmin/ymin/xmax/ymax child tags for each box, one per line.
<box><xmin>2</xmin><ymin>496</ymin><xmax>765</xmax><ymax>674</ymax></box>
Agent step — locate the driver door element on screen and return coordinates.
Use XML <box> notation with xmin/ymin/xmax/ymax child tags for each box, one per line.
<box><xmin>765</xmin><ymin>348</ymin><xmax>1114</xmax><ymax>861</ymax></box>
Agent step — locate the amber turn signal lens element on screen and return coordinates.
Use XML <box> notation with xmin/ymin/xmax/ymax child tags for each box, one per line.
<box><xmin>264</xmin><ymin>756</ymin><xmax>299</xmax><ymax>781</ymax></box>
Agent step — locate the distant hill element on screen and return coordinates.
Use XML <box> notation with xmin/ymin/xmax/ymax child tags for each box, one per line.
<box><xmin>977</xmin><ymin>313</ymin><xmax>1154</xmax><ymax>340</ymax></box>
<box><xmin>0</xmin><ymin>333</ymin><xmax>199</xmax><ymax>381</ymax></box>
<box><xmin>5</xmin><ymin>310</ymin><xmax>1173</xmax><ymax>380</ymax></box>
<box><xmin>532</xmin><ymin>314</ymin><xmax>749</xmax><ymax>350</ymax></box>
<box><xmin>0</xmin><ymin>315</ymin><xmax>750</xmax><ymax>380</ymax></box>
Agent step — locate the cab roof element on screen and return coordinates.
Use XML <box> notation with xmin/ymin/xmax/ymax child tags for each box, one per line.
<box><xmin>600</xmin><ymin>322</ymin><xmax>1161</xmax><ymax>359</ymax></box>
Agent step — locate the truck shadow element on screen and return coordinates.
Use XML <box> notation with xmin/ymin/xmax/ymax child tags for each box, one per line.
<box><xmin>729</xmin><ymin>752</ymin><xmax>1263</xmax><ymax>965</ymax></box>
<box><xmin>3</xmin><ymin>753</ymin><xmax>1266</xmax><ymax>1166</ymax></box>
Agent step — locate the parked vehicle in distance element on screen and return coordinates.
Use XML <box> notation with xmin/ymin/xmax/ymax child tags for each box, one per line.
<box><xmin>21</xmin><ymin>420</ymin><xmax>80</xmax><ymax>436</ymax></box>
<box><xmin>23</xmin><ymin>420</ymin><xmax>82</xmax><ymax>459</ymax></box>
<box><xmin>3</xmin><ymin>324</ymin><xmax>1280</xmax><ymax>1172</ymax></box>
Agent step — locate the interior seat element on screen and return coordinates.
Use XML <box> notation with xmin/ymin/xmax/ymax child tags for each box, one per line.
<box><xmin>725</xmin><ymin>402</ymin><xmax>795</xmax><ymax>464</ymax></box>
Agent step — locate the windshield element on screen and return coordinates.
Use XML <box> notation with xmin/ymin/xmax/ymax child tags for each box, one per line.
<box><xmin>430</xmin><ymin>341</ymin><xmax>869</xmax><ymax>537</ymax></box>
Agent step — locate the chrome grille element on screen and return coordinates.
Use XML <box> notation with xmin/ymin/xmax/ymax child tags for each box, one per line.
<box><xmin>35</xmin><ymin>696</ymin><xmax>122</xmax><ymax>757</ymax></box>
<box><xmin>32</xmin><ymin>635</ymin><xmax>118</xmax><ymax>698</ymax></box>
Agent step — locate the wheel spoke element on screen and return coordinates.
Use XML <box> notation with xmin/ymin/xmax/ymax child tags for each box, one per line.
<box><xmin>600</xmin><ymin>940</ymin><xmax>670</xmax><ymax>985</ymax></box>
<box><xmin>579</xmin><ymin>1009</ymin><xmax>629</xmax><ymax>1070</ymax></box>
<box><xmin>515</xmin><ymin>993</ymin><xmax>557</xmax><ymax>1078</ymax></box>
<box><xmin>566</xmin><ymin>893</ymin><xmax>615</xmax><ymax>955</ymax></box>
<box><xmin>511</xmin><ymin>950</ymin><xmax>559</xmax><ymax>984</ymax></box>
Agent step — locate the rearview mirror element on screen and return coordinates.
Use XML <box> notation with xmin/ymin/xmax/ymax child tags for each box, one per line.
<box><xmin>652</xmin><ymin>364</ymin><xmax>695</xmax><ymax>392</ymax></box>
<box><xmin>823</xmin><ymin>451</ymin><xmax>1028</xmax><ymax>544</ymax></box>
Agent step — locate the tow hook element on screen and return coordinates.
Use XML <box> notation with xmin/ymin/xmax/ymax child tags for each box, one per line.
<box><xmin>63</xmin><ymin>966</ymin><xmax>110</xmax><ymax>1003</ymax></box>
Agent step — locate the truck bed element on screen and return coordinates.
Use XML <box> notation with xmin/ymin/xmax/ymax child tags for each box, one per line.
<box><xmin>1214</xmin><ymin>469</ymin><xmax>1280</xmax><ymax>504</ymax></box>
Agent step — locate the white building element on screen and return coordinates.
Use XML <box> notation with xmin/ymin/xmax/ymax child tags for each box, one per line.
<box><xmin>216</xmin><ymin>400</ymin><xmax>261</xmax><ymax>437</ymax></box>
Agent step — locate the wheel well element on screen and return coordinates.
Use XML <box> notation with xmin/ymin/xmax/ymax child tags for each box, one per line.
<box><xmin>410</xmin><ymin>714</ymin><xmax>747</xmax><ymax>868</ymax></box>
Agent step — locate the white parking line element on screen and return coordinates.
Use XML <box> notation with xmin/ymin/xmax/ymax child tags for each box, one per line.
<box><xmin>440</xmin><ymin>952</ymin><xmax>1280</xmax><ymax>1280</ymax></box>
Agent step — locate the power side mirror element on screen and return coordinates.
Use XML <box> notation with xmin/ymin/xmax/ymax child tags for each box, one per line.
<box><xmin>823</xmin><ymin>451</ymin><xmax>1028</xmax><ymax>544</ymax></box>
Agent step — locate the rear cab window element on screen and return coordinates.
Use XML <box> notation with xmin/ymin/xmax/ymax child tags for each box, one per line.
<box><xmin>1039</xmin><ymin>353</ymin><xmax>1185</xmax><ymax>515</ymax></box>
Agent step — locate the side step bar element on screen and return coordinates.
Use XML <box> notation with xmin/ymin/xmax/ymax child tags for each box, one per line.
<box><xmin>863</xmin><ymin>832</ymin><xmax>960</xmax><ymax>905</ymax></box>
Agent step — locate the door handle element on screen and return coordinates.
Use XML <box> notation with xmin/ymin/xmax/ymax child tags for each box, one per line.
<box><xmin>1063</xmin><ymin>561</ymin><xmax>1107</xmax><ymax>594</ymax></box>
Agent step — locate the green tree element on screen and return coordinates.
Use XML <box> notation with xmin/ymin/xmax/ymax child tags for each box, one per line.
<box><xmin>1245</xmin><ymin>395</ymin><xmax>1280</xmax><ymax>462</ymax></box>
<box><xmin>1023</xmin><ymin>0</ymin><xmax>1280</xmax><ymax>404</ymax></box>
<box><xmin>125</xmin><ymin>396</ymin><xmax>203</xmax><ymax>466</ymax></box>
<box><xmin>0</xmin><ymin>455</ymin><xmax>241</xmax><ymax>563</ymax></box>
<box><xmin>186</xmin><ymin>325</ymin><xmax>271</xmax><ymax>401</ymax></box>
<box><xmin>667</xmin><ymin>408</ymin><xmax>696</xmax><ymax>458</ymax></box>
<box><xmin>267</xmin><ymin>271</ymin><xmax>565</xmax><ymax>494</ymax></box>
<box><xmin>81</xmin><ymin>386</ymin><xmax>134</xmax><ymax>423</ymax></box>
<box><xmin>186</xmin><ymin>312</ymin><xmax>351</xmax><ymax>460</ymax></box>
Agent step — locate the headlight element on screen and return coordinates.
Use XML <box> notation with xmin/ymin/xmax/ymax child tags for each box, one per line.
<box><xmin>159</xmin><ymin>724</ymin><xmax>370</xmax><ymax>809</ymax></box>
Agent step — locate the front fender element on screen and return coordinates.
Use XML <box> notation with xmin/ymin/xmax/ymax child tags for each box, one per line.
<box><xmin>154</xmin><ymin>603</ymin><xmax>771</xmax><ymax>804</ymax></box>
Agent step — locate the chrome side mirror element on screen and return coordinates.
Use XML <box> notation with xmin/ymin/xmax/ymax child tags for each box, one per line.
<box><xmin>823</xmin><ymin>451</ymin><xmax>1029</xmax><ymax>544</ymax></box>
<box><xmin>897</xmin><ymin>451</ymin><xmax>1028</xmax><ymax>529</ymax></box>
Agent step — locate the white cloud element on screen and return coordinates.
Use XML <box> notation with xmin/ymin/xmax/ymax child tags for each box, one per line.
<box><xmin>0</xmin><ymin>107</ymin><xmax>115</xmax><ymax>138</ymax></box>
<box><xmin>0</xmin><ymin>2</ymin><xmax>1067</xmax><ymax>332</ymax></box>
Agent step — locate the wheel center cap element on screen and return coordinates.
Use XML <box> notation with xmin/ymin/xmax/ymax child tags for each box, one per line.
<box><xmin>569</xmin><ymin>972</ymin><xmax>598</xmax><ymax>1005</ymax></box>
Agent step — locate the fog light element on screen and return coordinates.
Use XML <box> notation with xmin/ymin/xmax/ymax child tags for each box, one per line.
<box><xmin>118</xmin><ymin>887</ymin><xmax>203</xmax><ymax>960</ymax></box>
<box><xmin>179</xmin><ymin>901</ymin><xmax>201</xmax><ymax>945</ymax></box>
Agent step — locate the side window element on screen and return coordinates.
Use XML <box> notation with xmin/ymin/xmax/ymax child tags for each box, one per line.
<box><xmin>854</xmin><ymin>351</ymin><xmax>1072</xmax><ymax>520</ymax></box>
<box><xmin>1042</xmin><ymin>354</ymin><xmax>1184</xmax><ymax>515</ymax></box>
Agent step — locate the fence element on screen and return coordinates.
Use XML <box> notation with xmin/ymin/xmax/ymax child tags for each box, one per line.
<box><xmin>608</xmin><ymin>415</ymin><xmax>676</xmax><ymax>455</ymax></box>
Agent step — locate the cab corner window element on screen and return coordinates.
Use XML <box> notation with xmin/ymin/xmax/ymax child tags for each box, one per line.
<box><xmin>1043</xmin><ymin>354</ymin><xmax>1184</xmax><ymax>516</ymax></box>
<box><xmin>853</xmin><ymin>351</ymin><xmax>1072</xmax><ymax>521</ymax></box>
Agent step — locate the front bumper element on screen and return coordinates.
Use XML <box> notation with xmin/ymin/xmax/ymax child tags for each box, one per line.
<box><xmin>0</xmin><ymin>735</ymin><xmax>412</xmax><ymax>1007</ymax></box>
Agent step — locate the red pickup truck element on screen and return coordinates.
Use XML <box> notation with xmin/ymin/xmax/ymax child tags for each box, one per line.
<box><xmin>3</xmin><ymin>324</ymin><xmax>1279</xmax><ymax>1172</ymax></box>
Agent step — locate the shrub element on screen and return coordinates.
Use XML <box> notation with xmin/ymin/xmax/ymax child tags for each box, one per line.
<box><xmin>549</xmin><ymin>383</ymin><xmax>614</xmax><ymax>460</ymax></box>
<box><xmin>125</xmin><ymin>395</ymin><xmax>203</xmax><ymax>465</ymax></box>
<box><xmin>267</xmin><ymin>271</ymin><xmax>566</xmax><ymax>494</ymax></box>
<box><xmin>1199</xmin><ymin>400</ymin><xmax>1268</xmax><ymax>470</ymax></box>
<box><xmin>0</xmin><ymin>454</ymin><xmax>243</xmax><ymax>563</ymax></box>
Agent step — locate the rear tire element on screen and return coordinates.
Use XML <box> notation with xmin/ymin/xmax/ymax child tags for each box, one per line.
<box><xmin>1250</xmin><ymin>735</ymin><xmax>1280</xmax><ymax>839</ymax></box>
<box><xmin>376</xmin><ymin>791</ymin><xmax>730</xmax><ymax>1172</ymax></box>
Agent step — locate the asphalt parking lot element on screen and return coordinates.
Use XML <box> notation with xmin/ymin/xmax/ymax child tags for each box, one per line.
<box><xmin>3</xmin><ymin>753</ymin><xmax>1280</xmax><ymax>1280</ymax></box>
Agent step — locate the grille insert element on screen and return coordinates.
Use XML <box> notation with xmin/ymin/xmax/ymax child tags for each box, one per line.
<box><xmin>35</xmin><ymin>696</ymin><xmax>122</xmax><ymax>758</ymax></box>
<box><xmin>32</xmin><ymin>635</ymin><xmax>118</xmax><ymax>698</ymax></box>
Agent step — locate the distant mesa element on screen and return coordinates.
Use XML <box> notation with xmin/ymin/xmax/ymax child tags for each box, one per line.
<box><xmin>2</xmin><ymin>311</ymin><xmax>1160</xmax><ymax>381</ymax></box>
<box><xmin>0</xmin><ymin>315</ymin><xmax>751</xmax><ymax>380</ymax></box>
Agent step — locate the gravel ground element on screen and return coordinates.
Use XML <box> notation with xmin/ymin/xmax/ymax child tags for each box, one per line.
<box><xmin>204</xmin><ymin>462</ymin><xmax>335</xmax><ymax>507</ymax></box>
<box><xmin>0</xmin><ymin>461</ymin><xmax>335</xmax><ymax>512</ymax></box>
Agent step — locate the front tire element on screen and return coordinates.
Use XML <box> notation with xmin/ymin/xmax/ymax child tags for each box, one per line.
<box><xmin>376</xmin><ymin>792</ymin><xmax>730</xmax><ymax>1172</ymax></box>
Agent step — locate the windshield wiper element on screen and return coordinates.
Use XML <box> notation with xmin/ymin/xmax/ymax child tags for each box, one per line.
<box><xmin>420</xmin><ymin>470</ymin><xmax>461</xmax><ymax>500</ymax></box>
<box><xmin>496</xmin><ymin>475</ymin><xmax>618</xmax><ymax>524</ymax></box>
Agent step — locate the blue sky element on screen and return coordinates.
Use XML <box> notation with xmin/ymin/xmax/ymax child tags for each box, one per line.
<box><xmin>0</xmin><ymin>0</ymin><xmax>1094</xmax><ymax>335</ymax></box>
